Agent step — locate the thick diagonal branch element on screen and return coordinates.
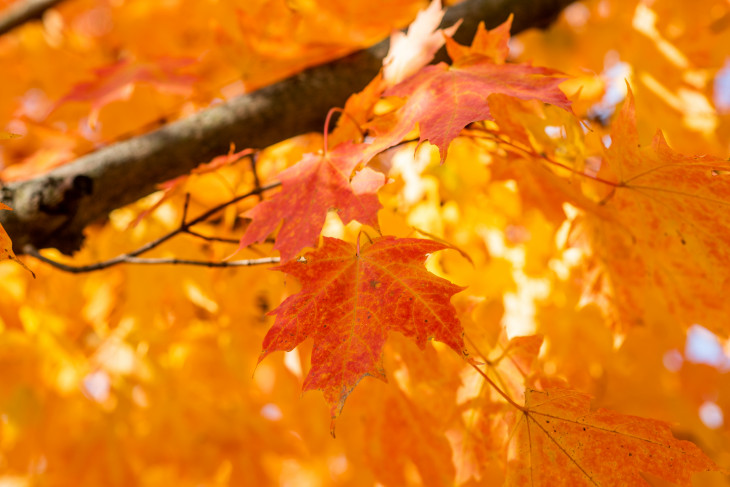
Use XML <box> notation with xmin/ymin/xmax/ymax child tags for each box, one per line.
<box><xmin>0</xmin><ymin>0</ymin><xmax>65</xmax><ymax>36</ymax></box>
<box><xmin>0</xmin><ymin>0</ymin><xmax>574</xmax><ymax>254</ymax></box>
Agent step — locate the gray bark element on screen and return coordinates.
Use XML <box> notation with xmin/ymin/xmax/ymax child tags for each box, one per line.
<box><xmin>0</xmin><ymin>0</ymin><xmax>65</xmax><ymax>36</ymax></box>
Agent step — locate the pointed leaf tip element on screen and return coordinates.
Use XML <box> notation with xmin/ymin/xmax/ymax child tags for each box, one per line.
<box><xmin>260</xmin><ymin>236</ymin><xmax>465</xmax><ymax>419</ymax></box>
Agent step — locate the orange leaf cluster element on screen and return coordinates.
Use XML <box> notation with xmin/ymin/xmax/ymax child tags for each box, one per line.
<box><xmin>2</xmin><ymin>0</ymin><xmax>730</xmax><ymax>485</ymax></box>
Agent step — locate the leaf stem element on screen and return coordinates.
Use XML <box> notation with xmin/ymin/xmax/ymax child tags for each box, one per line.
<box><xmin>468</xmin><ymin>359</ymin><xmax>525</xmax><ymax>412</ymax></box>
<box><xmin>322</xmin><ymin>108</ymin><xmax>338</xmax><ymax>155</ymax></box>
<box><xmin>467</xmin><ymin>129</ymin><xmax>620</xmax><ymax>188</ymax></box>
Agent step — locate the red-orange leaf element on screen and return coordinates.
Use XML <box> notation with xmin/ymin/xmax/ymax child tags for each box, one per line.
<box><xmin>507</xmin><ymin>387</ymin><xmax>719</xmax><ymax>486</ymax></box>
<box><xmin>367</xmin><ymin>17</ymin><xmax>572</xmax><ymax>161</ymax></box>
<box><xmin>259</xmin><ymin>236</ymin><xmax>466</xmax><ymax>422</ymax></box>
<box><xmin>239</xmin><ymin>142</ymin><xmax>384</xmax><ymax>261</ymax></box>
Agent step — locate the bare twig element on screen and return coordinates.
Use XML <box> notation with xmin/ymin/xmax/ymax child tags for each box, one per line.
<box><xmin>250</xmin><ymin>153</ymin><xmax>264</xmax><ymax>202</ymax></box>
<box><xmin>181</xmin><ymin>193</ymin><xmax>191</xmax><ymax>225</ymax></box>
<box><xmin>24</xmin><ymin>181</ymin><xmax>281</xmax><ymax>273</ymax></box>
<box><xmin>0</xmin><ymin>0</ymin><xmax>575</xmax><ymax>255</ymax></box>
<box><xmin>0</xmin><ymin>0</ymin><xmax>65</xmax><ymax>36</ymax></box>
<box><xmin>25</xmin><ymin>247</ymin><xmax>279</xmax><ymax>273</ymax></box>
<box><xmin>183</xmin><ymin>229</ymin><xmax>239</xmax><ymax>245</ymax></box>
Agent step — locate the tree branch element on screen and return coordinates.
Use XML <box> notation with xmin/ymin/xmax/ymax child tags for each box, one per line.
<box><xmin>0</xmin><ymin>0</ymin><xmax>574</xmax><ymax>255</ymax></box>
<box><xmin>0</xmin><ymin>0</ymin><xmax>65</xmax><ymax>36</ymax></box>
<box><xmin>21</xmin><ymin>181</ymin><xmax>281</xmax><ymax>273</ymax></box>
<box><xmin>24</xmin><ymin>247</ymin><xmax>280</xmax><ymax>273</ymax></box>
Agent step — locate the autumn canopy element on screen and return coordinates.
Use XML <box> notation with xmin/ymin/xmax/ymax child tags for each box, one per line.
<box><xmin>1</xmin><ymin>0</ymin><xmax>730</xmax><ymax>485</ymax></box>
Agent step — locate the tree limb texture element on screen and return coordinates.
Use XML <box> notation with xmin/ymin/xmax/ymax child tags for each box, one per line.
<box><xmin>0</xmin><ymin>0</ymin><xmax>575</xmax><ymax>255</ymax></box>
<box><xmin>0</xmin><ymin>0</ymin><xmax>65</xmax><ymax>36</ymax></box>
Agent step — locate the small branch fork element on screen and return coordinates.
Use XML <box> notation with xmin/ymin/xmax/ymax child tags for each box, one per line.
<box><xmin>24</xmin><ymin>123</ymin><xmax>598</xmax><ymax>276</ymax></box>
<box><xmin>24</xmin><ymin>181</ymin><xmax>281</xmax><ymax>274</ymax></box>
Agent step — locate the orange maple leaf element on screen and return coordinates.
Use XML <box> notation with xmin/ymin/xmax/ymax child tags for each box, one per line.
<box><xmin>259</xmin><ymin>236</ymin><xmax>466</xmax><ymax>425</ymax></box>
<box><xmin>506</xmin><ymin>386</ymin><xmax>719</xmax><ymax>486</ymax></box>
<box><xmin>367</xmin><ymin>16</ymin><xmax>572</xmax><ymax>161</ymax></box>
<box><xmin>53</xmin><ymin>57</ymin><xmax>197</xmax><ymax>128</ymax></box>
<box><xmin>239</xmin><ymin>142</ymin><xmax>384</xmax><ymax>261</ymax></box>
<box><xmin>583</xmin><ymin>88</ymin><xmax>730</xmax><ymax>331</ymax></box>
<box><xmin>0</xmin><ymin>203</ymin><xmax>34</xmax><ymax>277</ymax></box>
<box><xmin>443</xmin><ymin>15</ymin><xmax>512</xmax><ymax>65</ymax></box>
<box><xmin>364</xmin><ymin>387</ymin><xmax>457</xmax><ymax>486</ymax></box>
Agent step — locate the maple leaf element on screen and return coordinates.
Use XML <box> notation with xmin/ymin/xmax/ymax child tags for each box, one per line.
<box><xmin>443</xmin><ymin>15</ymin><xmax>512</xmax><ymax>64</ymax></box>
<box><xmin>485</xmin><ymin>95</ymin><xmax>604</xmax><ymax>224</ymax></box>
<box><xmin>582</xmin><ymin>89</ymin><xmax>730</xmax><ymax>331</ymax></box>
<box><xmin>366</xmin><ymin>16</ymin><xmax>573</xmax><ymax>161</ymax></box>
<box><xmin>382</xmin><ymin>0</ymin><xmax>462</xmax><ymax>87</ymax></box>
<box><xmin>53</xmin><ymin>57</ymin><xmax>197</xmax><ymax>128</ymax></box>
<box><xmin>239</xmin><ymin>142</ymin><xmax>385</xmax><ymax>262</ymax></box>
<box><xmin>0</xmin><ymin>203</ymin><xmax>34</xmax><ymax>278</ymax></box>
<box><xmin>364</xmin><ymin>387</ymin><xmax>457</xmax><ymax>486</ymax></box>
<box><xmin>259</xmin><ymin>236</ymin><xmax>466</xmax><ymax>423</ymax></box>
<box><xmin>505</xmin><ymin>386</ymin><xmax>719</xmax><ymax>486</ymax></box>
<box><xmin>327</xmin><ymin>72</ymin><xmax>386</xmax><ymax>148</ymax></box>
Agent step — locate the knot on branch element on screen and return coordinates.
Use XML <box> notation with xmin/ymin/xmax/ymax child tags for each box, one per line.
<box><xmin>36</xmin><ymin>175</ymin><xmax>94</xmax><ymax>216</ymax></box>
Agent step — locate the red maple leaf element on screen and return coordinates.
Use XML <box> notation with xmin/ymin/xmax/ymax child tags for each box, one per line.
<box><xmin>366</xmin><ymin>16</ymin><xmax>572</xmax><ymax>161</ymax></box>
<box><xmin>239</xmin><ymin>142</ymin><xmax>384</xmax><ymax>262</ymax></box>
<box><xmin>259</xmin><ymin>236</ymin><xmax>466</xmax><ymax>426</ymax></box>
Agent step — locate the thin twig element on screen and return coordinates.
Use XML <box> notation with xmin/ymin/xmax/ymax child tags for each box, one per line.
<box><xmin>125</xmin><ymin>181</ymin><xmax>279</xmax><ymax>259</ymax></box>
<box><xmin>466</xmin><ymin>128</ymin><xmax>621</xmax><ymax>188</ymax></box>
<box><xmin>183</xmin><ymin>229</ymin><xmax>240</xmax><ymax>244</ymax></box>
<box><xmin>24</xmin><ymin>181</ymin><xmax>281</xmax><ymax>273</ymax></box>
<box><xmin>25</xmin><ymin>247</ymin><xmax>279</xmax><ymax>273</ymax></box>
<box><xmin>181</xmin><ymin>193</ymin><xmax>191</xmax><ymax>225</ymax></box>
<box><xmin>468</xmin><ymin>359</ymin><xmax>525</xmax><ymax>412</ymax></box>
<box><xmin>0</xmin><ymin>0</ymin><xmax>576</xmax><ymax>255</ymax></box>
<box><xmin>250</xmin><ymin>153</ymin><xmax>264</xmax><ymax>202</ymax></box>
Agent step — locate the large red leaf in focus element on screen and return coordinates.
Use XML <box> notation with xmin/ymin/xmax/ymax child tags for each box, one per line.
<box><xmin>259</xmin><ymin>236</ymin><xmax>466</xmax><ymax>424</ymax></box>
<box><xmin>506</xmin><ymin>387</ymin><xmax>719</xmax><ymax>486</ymax></box>
<box><xmin>239</xmin><ymin>142</ymin><xmax>384</xmax><ymax>261</ymax></box>
<box><xmin>367</xmin><ymin>16</ymin><xmax>572</xmax><ymax>161</ymax></box>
